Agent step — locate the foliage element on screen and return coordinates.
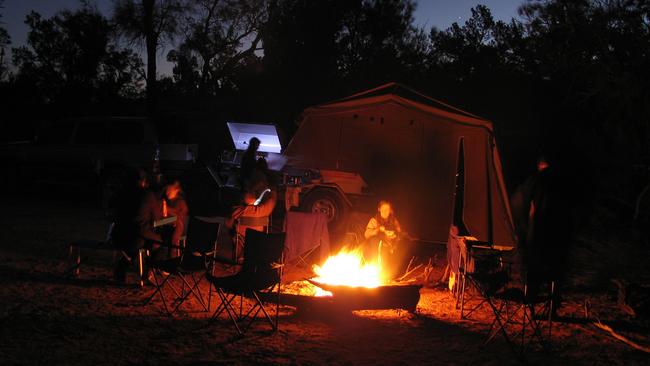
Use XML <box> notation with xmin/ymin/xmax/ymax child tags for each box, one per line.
<box><xmin>0</xmin><ymin>0</ymin><xmax>11</xmax><ymax>80</ymax></box>
<box><xmin>171</xmin><ymin>0</ymin><xmax>267</xmax><ymax>94</ymax></box>
<box><xmin>11</xmin><ymin>6</ymin><xmax>144</xmax><ymax>104</ymax></box>
<box><xmin>3</xmin><ymin>0</ymin><xmax>649</xmax><ymax>178</ymax></box>
<box><xmin>113</xmin><ymin>0</ymin><xmax>190</xmax><ymax>106</ymax></box>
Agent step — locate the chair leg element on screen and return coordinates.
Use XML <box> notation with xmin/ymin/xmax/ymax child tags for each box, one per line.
<box><xmin>485</xmin><ymin>295</ymin><xmax>520</xmax><ymax>358</ymax></box>
<box><xmin>148</xmin><ymin>270</ymin><xmax>171</xmax><ymax>315</ymax></box>
<box><xmin>138</xmin><ymin>249</ymin><xmax>146</xmax><ymax>287</ymax></box>
<box><xmin>276</xmin><ymin>283</ymin><xmax>281</xmax><ymax>331</ymax></box>
<box><xmin>72</xmin><ymin>245</ymin><xmax>80</xmax><ymax>277</ymax></box>
<box><xmin>171</xmin><ymin>274</ymin><xmax>209</xmax><ymax>313</ymax></box>
<box><xmin>548</xmin><ymin>281</ymin><xmax>555</xmax><ymax>338</ymax></box>
<box><xmin>459</xmin><ymin>272</ymin><xmax>467</xmax><ymax>318</ymax></box>
<box><xmin>64</xmin><ymin>245</ymin><xmax>84</xmax><ymax>278</ymax></box>
<box><xmin>242</xmin><ymin>292</ymin><xmax>276</xmax><ymax>334</ymax></box>
<box><xmin>210</xmin><ymin>289</ymin><xmax>243</xmax><ymax>335</ymax></box>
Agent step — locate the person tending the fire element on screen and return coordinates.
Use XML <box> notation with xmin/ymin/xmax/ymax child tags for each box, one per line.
<box><xmin>364</xmin><ymin>200</ymin><xmax>403</xmax><ymax>279</ymax></box>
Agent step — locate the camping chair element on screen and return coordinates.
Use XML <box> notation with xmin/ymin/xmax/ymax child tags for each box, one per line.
<box><xmin>456</xmin><ymin>239</ymin><xmax>508</xmax><ymax>319</ymax></box>
<box><xmin>233</xmin><ymin>215</ymin><xmax>270</xmax><ymax>262</ymax></box>
<box><xmin>206</xmin><ymin>229</ymin><xmax>285</xmax><ymax>335</ymax></box>
<box><xmin>144</xmin><ymin>216</ymin><xmax>221</xmax><ymax>316</ymax></box>
<box><xmin>283</xmin><ymin>211</ymin><xmax>330</xmax><ymax>269</ymax></box>
<box><xmin>483</xmin><ymin>273</ymin><xmax>555</xmax><ymax>357</ymax></box>
<box><xmin>65</xmin><ymin>222</ymin><xmax>146</xmax><ymax>285</ymax></box>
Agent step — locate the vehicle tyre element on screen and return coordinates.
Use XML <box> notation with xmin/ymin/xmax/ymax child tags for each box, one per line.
<box><xmin>300</xmin><ymin>189</ymin><xmax>348</xmax><ymax>232</ymax></box>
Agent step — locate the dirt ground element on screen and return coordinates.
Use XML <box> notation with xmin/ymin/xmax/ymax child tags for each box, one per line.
<box><xmin>1</xmin><ymin>195</ymin><xmax>649</xmax><ymax>365</ymax></box>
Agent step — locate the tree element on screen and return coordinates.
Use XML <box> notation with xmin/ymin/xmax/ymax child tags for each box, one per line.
<box><xmin>113</xmin><ymin>0</ymin><xmax>189</xmax><ymax>110</ymax></box>
<box><xmin>336</xmin><ymin>0</ymin><xmax>427</xmax><ymax>86</ymax></box>
<box><xmin>12</xmin><ymin>7</ymin><xmax>144</xmax><ymax>105</ymax></box>
<box><xmin>517</xmin><ymin>0</ymin><xmax>650</xmax><ymax>161</ymax></box>
<box><xmin>0</xmin><ymin>0</ymin><xmax>11</xmax><ymax>80</ymax></box>
<box><xmin>258</xmin><ymin>0</ymin><xmax>425</xmax><ymax>126</ymax></box>
<box><xmin>171</xmin><ymin>0</ymin><xmax>267</xmax><ymax>95</ymax></box>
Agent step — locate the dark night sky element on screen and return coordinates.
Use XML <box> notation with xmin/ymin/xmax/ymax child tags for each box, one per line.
<box><xmin>2</xmin><ymin>0</ymin><xmax>523</xmax><ymax>75</ymax></box>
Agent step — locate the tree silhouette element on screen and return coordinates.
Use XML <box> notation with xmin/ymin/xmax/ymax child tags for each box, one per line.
<box><xmin>0</xmin><ymin>0</ymin><xmax>11</xmax><ymax>80</ymax></box>
<box><xmin>113</xmin><ymin>0</ymin><xmax>189</xmax><ymax>111</ymax></box>
<box><xmin>258</xmin><ymin>0</ymin><xmax>425</xmax><ymax>128</ymax></box>
<box><xmin>170</xmin><ymin>0</ymin><xmax>267</xmax><ymax>95</ymax></box>
<box><xmin>518</xmin><ymin>0</ymin><xmax>650</xmax><ymax>162</ymax></box>
<box><xmin>336</xmin><ymin>0</ymin><xmax>426</xmax><ymax>87</ymax></box>
<box><xmin>11</xmin><ymin>7</ymin><xmax>144</xmax><ymax>106</ymax></box>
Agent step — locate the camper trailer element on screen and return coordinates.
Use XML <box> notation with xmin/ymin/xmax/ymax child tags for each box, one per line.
<box><xmin>222</xmin><ymin>83</ymin><xmax>516</xmax><ymax>246</ymax></box>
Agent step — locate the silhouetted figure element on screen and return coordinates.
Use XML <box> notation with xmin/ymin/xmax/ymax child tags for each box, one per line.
<box><xmin>511</xmin><ymin>156</ymin><xmax>572</xmax><ymax>312</ymax></box>
<box><xmin>246</xmin><ymin>156</ymin><xmax>270</xmax><ymax>199</ymax></box>
<box><xmin>112</xmin><ymin>173</ymin><xmax>185</xmax><ymax>283</ymax></box>
<box><xmin>240</xmin><ymin>137</ymin><xmax>261</xmax><ymax>191</ymax></box>
<box><xmin>111</xmin><ymin>168</ymin><xmax>150</xmax><ymax>283</ymax></box>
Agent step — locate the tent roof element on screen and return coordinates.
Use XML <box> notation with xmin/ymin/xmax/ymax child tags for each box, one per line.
<box><xmin>303</xmin><ymin>82</ymin><xmax>493</xmax><ymax>131</ymax></box>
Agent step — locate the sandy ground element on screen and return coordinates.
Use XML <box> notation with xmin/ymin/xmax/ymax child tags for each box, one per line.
<box><xmin>1</xmin><ymin>195</ymin><xmax>649</xmax><ymax>365</ymax></box>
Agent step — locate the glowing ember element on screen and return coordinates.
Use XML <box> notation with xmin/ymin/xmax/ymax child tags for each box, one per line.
<box><xmin>312</xmin><ymin>247</ymin><xmax>383</xmax><ymax>290</ymax></box>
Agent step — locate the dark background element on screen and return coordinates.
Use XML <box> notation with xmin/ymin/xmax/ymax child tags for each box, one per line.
<box><xmin>1</xmin><ymin>0</ymin><xmax>649</xmax><ymax>225</ymax></box>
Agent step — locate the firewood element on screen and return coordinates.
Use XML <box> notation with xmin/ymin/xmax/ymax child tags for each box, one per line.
<box><xmin>397</xmin><ymin>264</ymin><xmax>423</xmax><ymax>282</ymax></box>
<box><xmin>592</xmin><ymin>321</ymin><xmax>650</xmax><ymax>353</ymax></box>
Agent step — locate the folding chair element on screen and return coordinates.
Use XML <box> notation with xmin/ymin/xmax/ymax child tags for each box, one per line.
<box><xmin>206</xmin><ymin>229</ymin><xmax>285</xmax><ymax>335</ymax></box>
<box><xmin>283</xmin><ymin>211</ymin><xmax>330</xmax><ymax>269</ymax></box>
<box><xmin>65</xmin><ymin>222</ymin><xmax>145</xmax><ymax>285</ymax></box>
<box><xmin>144</xmin><ymin>216</ymin><xmax>221</xmax><ymax>316</ymax></box>
<box><xmin>456</xmin><ymin>240</ymin><xmax>507</xmax><ymax>319</ymax></box>
<box><xmin>233</xmin><ymin>215</ymin><xmax>270</xmax><ymax>262</ymax></box>
<box><xmin>484</xmin><ymin>278</ymin><xmax>555</xmax><ymax>358</ymax></box>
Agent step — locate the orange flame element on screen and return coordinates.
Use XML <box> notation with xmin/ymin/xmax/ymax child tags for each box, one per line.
<box><xmin>312</xmin><ymin>247</ymin><xmax>383</xmax><ymax>291</ymax></box>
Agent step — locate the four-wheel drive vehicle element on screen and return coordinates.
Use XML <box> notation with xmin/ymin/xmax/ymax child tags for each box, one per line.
<box><xmin>1</xmin><ymin>116</ymin><xmax>197</xmax><ymax>203</ymax></box>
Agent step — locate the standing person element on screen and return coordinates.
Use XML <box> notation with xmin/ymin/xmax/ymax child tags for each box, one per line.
<box><xmin>240</xmin><ymin>137</ymin><xmax>261</xmax><ymax>191</ymax></box>
<box><xmin>511</xmin><ymin>156</ymin><xmax>572</xmax><ymax>314</ymax></box>
<box><xmin>364</xmin><ymin>201</ymin><xmax>404</xmax><ymax>279</ymax></box>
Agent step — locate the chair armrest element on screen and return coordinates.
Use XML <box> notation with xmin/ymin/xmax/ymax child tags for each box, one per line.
<box><xmin>207</xmin><ymin>255</ymin><xmax>239</xmax><ymax>266</ymax></box>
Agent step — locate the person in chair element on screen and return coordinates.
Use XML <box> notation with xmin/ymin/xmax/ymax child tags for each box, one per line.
<box><xmin>364</xmin><ymin>200</ymin><xmax>405</xmax><ymax>280</ymax></box>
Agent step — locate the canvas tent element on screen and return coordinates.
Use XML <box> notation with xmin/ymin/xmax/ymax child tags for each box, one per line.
<box><xmin>284</xmin><ymin>82</ymin><xmax>516</xmax><ymax>247</ymax></box>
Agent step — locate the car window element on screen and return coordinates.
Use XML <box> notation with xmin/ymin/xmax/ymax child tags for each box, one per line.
<box><xmin>108</xmin><ymin>121</ymin><xmax>145</xmax><ymax>144</ymax></box>
<box><xmin>38</xmin><ymin>122</ymin><xmax>75</xmax><ymax>144</ymax></box>
<box><xmin>75</xmin><ymin>121</ymin><xmax>107</xmax><ymax>145</ymax></box>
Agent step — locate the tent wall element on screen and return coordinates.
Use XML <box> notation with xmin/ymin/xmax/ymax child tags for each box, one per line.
<box><xmin>285</xmin><ymin>98</ymin><xmax>515</xmax><ymax>246</ymax></box>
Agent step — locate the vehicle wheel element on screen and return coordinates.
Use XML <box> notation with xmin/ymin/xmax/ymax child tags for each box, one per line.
<box><xmin>301</xmin><ymin>189</ymin><xmax>348</xmax><ymax>232</ymax></box>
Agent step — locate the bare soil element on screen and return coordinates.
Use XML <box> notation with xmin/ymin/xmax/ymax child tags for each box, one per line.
<box><xmin>1</xmin><ymin>195</ymin><xmax>649</xmax><ymax>365</ymax></box>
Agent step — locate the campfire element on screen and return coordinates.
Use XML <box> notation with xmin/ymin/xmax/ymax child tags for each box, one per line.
<box><xmin>271</xmin><ymin>246</ymin><xmax>422</xmax><ymax>313</ymax></box>
<box><xmin>312</xmin><ymin>247</ymin><xmax>382</xmax><ymax>294</ymax></box>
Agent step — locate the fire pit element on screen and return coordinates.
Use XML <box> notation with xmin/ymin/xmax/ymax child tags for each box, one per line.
<box><xmin>264</xmin><ymin>247</ymin><xmax>422</xmax><ymax>313</ymax></box>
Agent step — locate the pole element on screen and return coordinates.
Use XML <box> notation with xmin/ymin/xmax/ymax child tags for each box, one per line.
<box><xmin>486</xmin><ymin>135</ymin><xmax>494</xmax><ymax>244</ymax></box>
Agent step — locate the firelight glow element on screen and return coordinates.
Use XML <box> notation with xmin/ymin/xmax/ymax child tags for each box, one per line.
<box><xmin>312</xmin><ymin>247</ymin><xmax>383</xmax><ymax>289</ymax></box>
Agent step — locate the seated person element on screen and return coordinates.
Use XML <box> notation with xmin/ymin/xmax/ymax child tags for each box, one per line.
<box><xmin>112</xmin><ymin>174</ymin><xmax>180</xmax><ymax>283</ymax></box>
<box><xmin>364</xmin><ymin>200</ymin><xmax>405</xmax><ymax>280</ymax></box>
<box><xmin>227</xmin><ymin>185</ymin><xmax>277</xmax><ymax>262</ymax></box>
<box><xmin>163</xmin><ymin>180</ymin><xmax>188</xmax><ymax>252</ymax></box>
<box><xmin>230</xmin><ymin>157</ymin><xmax>277</xmax><ymax>229</ymax></box>
<box><xmin>112</xmin><ymin>168</ymin><xmax>154</xmax><ymax>283</ymax></box>
<box><xmin>229</xmin><ymin>189</ymin><xmax>277</xmax><ymax>233</ymax></box>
